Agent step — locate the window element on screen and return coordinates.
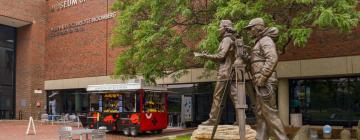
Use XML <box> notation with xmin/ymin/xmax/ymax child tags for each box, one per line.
<box><xmin>101</xmin><ymin>92</ymin><xmax>136</xmax><ymax>113</ymax></box>
<box><xmin>0</xmin><ymin>25</ymin><xmax>16</xmax><ymax>119</ymax></box>
<box><xmin>290</xmin><ymin>77</ymin><xmax>360</xmax><ymax>126</ymax></box>
<box><xmin>47</xmin><ymin>89</ymin><xmax>89</xmax><ymax>114</ymax></box>
<box><xmin>122</xmin><ymin>93</ymin><xmax>136</xmax><ymax>112</ymax></box>
<box><xmin>143</xmin><ymin>92</ymin><xmax>165</xmax><ymax>112</ymax></box>
<box><xmin>103</xmin><ymin>93</ymin><xmax>122</xmax><ymax>113</ymax></box>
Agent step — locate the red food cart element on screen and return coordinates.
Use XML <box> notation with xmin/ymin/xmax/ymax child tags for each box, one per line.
<box><xmin>86</xmin><ymin>83</ymin><xmax>168</xmax><ymax>136</ymax></box>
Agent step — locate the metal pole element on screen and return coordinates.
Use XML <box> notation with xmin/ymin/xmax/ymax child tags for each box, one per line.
<box><xmin>234</xmin><ymin>63</ymin><xmax>247</xmax><ymax>140</ymax></box>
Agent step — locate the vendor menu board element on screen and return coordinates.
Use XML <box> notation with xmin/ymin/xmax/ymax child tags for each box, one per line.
<box><xmin>143</xmin><ymin>92</ymin><xmax>165</xmax><ymax>112</ymax></box>
<box><xmin>103</xmin><ymin>93</ymin><xmax>123</xmax><ymax>113</ymax></box>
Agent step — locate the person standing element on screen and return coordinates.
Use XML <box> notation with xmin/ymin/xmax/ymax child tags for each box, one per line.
<box><xmin>49</xmin><ymin>98</ymin><xmax>57</xmax><ymax>115</ymax></box>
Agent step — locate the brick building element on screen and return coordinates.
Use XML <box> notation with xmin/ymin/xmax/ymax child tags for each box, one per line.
<box><xmin>0</xmin><ymin>0</ymin><xmax>359</xmax><ymax>127</ymax></box>
<box><xmin>0</xmin><ymin>0</ymin><xmax>122</xmax><ymax>120</ymax></box>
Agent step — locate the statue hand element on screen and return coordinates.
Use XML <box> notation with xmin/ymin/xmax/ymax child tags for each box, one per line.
<box><xmin>235</xmin><ymin>38</ymin><xmax>244</xmax><ymax>47</ymax></box>
<box><xmin>194</xmin><ymin>51</ymin><xmax>207</xmax><ymax>57</ymax></box>
<box><xmin>254</xmin><ymin>73</ymin><xmax>267</xmax><ymax>87</ymax></box>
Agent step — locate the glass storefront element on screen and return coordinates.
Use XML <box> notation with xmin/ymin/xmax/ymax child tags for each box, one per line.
<box><xmin>0</xmin><ymin>25</ymin><xmax>16</xmax><ymax>119</ymax></box>
<box><xmin>169</xmin><ymin>82</ymin><xmax>256</xmax><ymax>126</ymax></box>
<box><xmin>290</xmin><ymin>77</ymin><xmax>360</xmax><ymax>126</ymax></box>
<box><xmin>47</xmin><ymin>89</ymin><xmax>89</xmax><ymax>115</ymax></box>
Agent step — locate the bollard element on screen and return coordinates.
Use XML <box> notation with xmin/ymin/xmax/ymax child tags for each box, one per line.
<box><xmin>19</xmin><ymin>110</ymin><xmax>23</xmax><ymax>120</ymax></box>
<box><xmin>340</xmin><ymin>129</ymin><xmax>351</xmax><ymax>140</ymax></box>
<box><xmin>293</xmin><ymin>125</ymin><xmax>310</xmax><ymax>140</ymax></box>
<box><xmin>310</xmin><ymin>129</ymin><xmax>318</xmax><ymax>140</ymax></box>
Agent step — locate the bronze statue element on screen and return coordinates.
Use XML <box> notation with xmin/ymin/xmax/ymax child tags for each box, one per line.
<box><xmin>194</xmin><ymin>20</ymin><xmax>241</xmax><ymax>126</ymax></box>
<box><xmin>194</xmin><ymin>18</ymin><xmax>288</xmax><ymax>140</ymax></box>
<box><xmin>243</xmin><ymin>18</ymin><xmax>288</xmax><ymax>140</ymax></box>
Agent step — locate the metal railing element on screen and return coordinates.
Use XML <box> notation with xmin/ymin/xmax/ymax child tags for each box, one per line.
<box><xmin>0</xmin><ymin>110</ymin><xmax>14</xmax><ymax>119</ymax></box>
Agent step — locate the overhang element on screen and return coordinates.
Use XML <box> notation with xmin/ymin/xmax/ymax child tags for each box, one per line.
<box><xmin>0</xmin><ymin>15</ymin><xmax>31</xmax><ymax>28</ymax></box>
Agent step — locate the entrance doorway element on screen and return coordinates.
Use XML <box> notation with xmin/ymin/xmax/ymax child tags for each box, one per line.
<box><xmin>0</xmin><ymin>25</ymin><xmax>16</xmax><ymax>119</ymax></box>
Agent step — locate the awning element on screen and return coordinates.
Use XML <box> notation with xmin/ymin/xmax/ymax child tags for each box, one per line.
<box><xmin>0</xmin><ymin>16</ymin><xmax>31</xmax><ymax>28</ymax></box>
<box><xmin>86</xmin><ymin>83</ymin><xmax>168</xmax><ymax>92</ymax></box>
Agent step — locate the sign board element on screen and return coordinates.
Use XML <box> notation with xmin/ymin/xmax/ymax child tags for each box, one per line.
<box><xmin>26</xmin><ymin>116</ymin><xmax>36</xmax><ymax>135</ymax></box>
<box><xmin>34</xmin><ymin>90</ymin><xmax>42</xmax><ymax>94</ymax></box>
<box><xmin>51</xmin><ymin>0</ymin><xmax>89</xmax><ymax>12</ymax></box>
<box><xmin>21</xmin><ymin>99</ymin><xmax>27</xmax><ymax>108</ymax></box>
<box><xmin>87</xmin><ymin>83</ymin><xmax>142</xmax><ymax>92</ymax></box>
<box><xmin>87</xmin><ymin>83</ymin><xmax>167</xmax><ymax>92</ymax></box>
<box><xmin>182</xmin><ymin>96</ymin><xmax>192</xmax><ymax>122</ymax></box>
<box><xmin>48</xmin><ymin>12</ymin><xmax>117</xmax><ymax>38</ymax></box>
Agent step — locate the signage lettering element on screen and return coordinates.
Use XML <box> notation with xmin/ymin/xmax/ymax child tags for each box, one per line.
<box><xmin>49</xmin><ymin>12</ymin><xmax>116</xmax><ymax>38</ymax></box>
<box><xmin>51</xmin><ymin>0</ymin><xmax>88</xmax><ymax>12</ymax></box>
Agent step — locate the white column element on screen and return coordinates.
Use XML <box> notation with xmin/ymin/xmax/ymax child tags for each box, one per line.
<box><xmin>278</xmin><ymin>79</ymin><xmax>289</xmax><ymax>126</ymax></box>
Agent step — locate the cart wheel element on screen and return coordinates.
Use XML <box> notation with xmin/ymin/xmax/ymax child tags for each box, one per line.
<box><xmin>123</xmin><ymin>128</ymin><xmax>130</xmax><ymax>136</ymax></box>
<box><xmin>152</xmin><ymin>129</ymin><xmax>162</xmax><ymax>134</ymax></box>
<box><xmin>130</xmin><ymin>127</ymin><xmax>138</xmax><ymax>136</ymax></box>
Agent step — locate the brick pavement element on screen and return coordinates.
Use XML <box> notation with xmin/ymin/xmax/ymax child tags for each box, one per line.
<box><xmin>0</xmin><ymin>120</ymin><xmax>194</xmax><ymax>140</ymax></box>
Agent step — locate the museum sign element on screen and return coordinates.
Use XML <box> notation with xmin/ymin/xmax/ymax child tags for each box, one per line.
<box><xmin>51</xmin><ymin>0</ymin><xmax>89</xmax><ymax>12</ymax></box>
<box><xmin>48</xmin><ymin>12</ymin><xmax>117</xmax><ymax>38</ymax></box>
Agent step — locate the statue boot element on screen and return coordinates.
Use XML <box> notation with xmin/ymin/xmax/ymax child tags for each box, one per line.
<box><xmin>201</xmin><ymin>119</ymin><xmax>216</xmax><ymax>125</ymax></box>
<box><xmin>232</xmin><ymin>109</ymin><xmax>241</xmax><ymax>125</ymax></box>
<box><xmin>233</xmin><ymin>120</ymin><xmax>238</xmax><ymax>125</ymax></box>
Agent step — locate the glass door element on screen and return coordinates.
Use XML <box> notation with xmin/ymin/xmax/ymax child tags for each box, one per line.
<box><xmin>0</xmin><ymin>25</ymin><xmax>16</xmax><ymax>119</ymax></box>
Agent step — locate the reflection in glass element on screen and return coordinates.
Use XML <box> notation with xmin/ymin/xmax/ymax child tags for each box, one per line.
<box><xmin>0</xmin><ymin>25</ymin><xmax>16</xmax><ymax>119</ymax></box>
<box><xmin>290</xmin><ymin>77</ymin><xmax>360</xmax><ymax>126</ymax></box>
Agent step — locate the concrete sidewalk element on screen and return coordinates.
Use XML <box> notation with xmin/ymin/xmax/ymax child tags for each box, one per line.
<box><xmin>0</xmin><ymin>120</ymin><xmax>194</xmax><ymax>140</ymax></box>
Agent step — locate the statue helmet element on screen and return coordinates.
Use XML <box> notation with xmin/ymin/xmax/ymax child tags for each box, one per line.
<box><xmin>244</xmin><ymin>18</ymin><xmax>265</xmax><ymax>29</ymax></box>
<box><xmin>219</xmin><ymin>20</ymin><xmax>235</xmax><ymax>33</ymax></box>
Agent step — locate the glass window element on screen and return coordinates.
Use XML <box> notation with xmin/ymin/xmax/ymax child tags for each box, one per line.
<box><xmin>0</xmin><ymin>25</ymin><xmax>16</xmax><ymax>119</ymax></box>
<box><xmin>348</xmin><ymin>77</ymin><xmax>360</xmax><ymax>123</ymax></box>
<box><xmin>123</xmin><ymin>92</ymin><xmax>136</xmax><ymax>112</ymax></box>
<box><xmin>47</xmin><ymin>89</ymin><xmax>89</xmax><ymax>115</ymax></box>
<box><xmin>290</xmin><ymin>77</ymin><xmax>360</xmax><ymax>126</ymax></box>
<box><xmin>143</xmin><ymin>91</ymin><xmax>165</xmax><ymax>112</ymax></box>
<box><xmin>99</xmin><ymin>92</ymin><xmax>136</xmax><ymax>113</ymax></box>
<box><xmin>103</xmin><ymin>93</ymin><xmax>122</xmax><ymax>113</ymax></box>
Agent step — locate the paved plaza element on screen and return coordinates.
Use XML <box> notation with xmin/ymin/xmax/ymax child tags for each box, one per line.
<box><xmin>0</xmin><ymin>120</ymin><xmax>194</xmax><ymax>140</ymax></box>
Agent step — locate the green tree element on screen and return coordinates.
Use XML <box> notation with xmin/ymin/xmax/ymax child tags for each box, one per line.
<box><xmin>111</xmin><ymin>0</ymin><xmax>360</xmax><ymax>83</ymax></box>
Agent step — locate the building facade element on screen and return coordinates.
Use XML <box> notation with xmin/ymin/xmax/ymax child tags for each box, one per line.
<box><xmin>0</xmin><ymin>0</ymin><xmax>360</xmax><ymax>127</ymax></box>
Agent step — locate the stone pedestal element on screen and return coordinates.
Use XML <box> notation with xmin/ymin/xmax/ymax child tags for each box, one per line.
<box><xmin>190</xmin><ymin>125</ymin><xmax>256</xmax><ymax>140</ymax></box>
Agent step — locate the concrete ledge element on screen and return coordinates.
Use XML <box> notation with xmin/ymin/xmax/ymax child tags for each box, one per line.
<box><xmin>45</xmin><ymin>55</ymin><xmax>360</xmax><ymax>89</ymax></box>
<box><xmin>277</xmin><ymin>55</ymin><xmax>360</xmax><ymax>79</ymax></box>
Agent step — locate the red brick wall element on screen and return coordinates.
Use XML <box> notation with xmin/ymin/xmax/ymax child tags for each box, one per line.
<box><xmin>44</xmin><ymin>0</ymin><xmax>360</xmax><ymax>78</ymax></box>
<box><xmin>0</xmin><ymin>0</ymin><xmax>47</xmax><ymax>119</ymax></box>
<box><xmin>45</xmin><ymin>0</ymin><xmax>122</xmax><ymax>80</ymax></box>
<box><xmin>280</xmin><ymin>27</ymin><xmax>360</xmax><ymax>61</ymax></box>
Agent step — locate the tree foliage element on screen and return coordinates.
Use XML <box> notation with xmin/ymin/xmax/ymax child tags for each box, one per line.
<box><xmin>111</xmin><ymin>0</ymin><xmax>360</xmax><ymax>83</ymax></box>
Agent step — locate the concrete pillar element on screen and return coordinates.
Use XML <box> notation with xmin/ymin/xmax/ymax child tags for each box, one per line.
<box><xmin>278</xmin><ymin>79</ymin><xmax>289</xmax><ymax>126</ymax></box>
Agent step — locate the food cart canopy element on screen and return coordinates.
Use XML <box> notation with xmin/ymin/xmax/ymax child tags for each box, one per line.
<box><xmin>86</xmin><ymin>83</ymin><xmax>168</xmax><ymax>92</ymax></box>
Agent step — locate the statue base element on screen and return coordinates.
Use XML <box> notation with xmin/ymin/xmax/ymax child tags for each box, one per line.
<box><xmin>190</xmin><ymin>125</ymin><xmax>256</xmax><ymax>140</ymax></box>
